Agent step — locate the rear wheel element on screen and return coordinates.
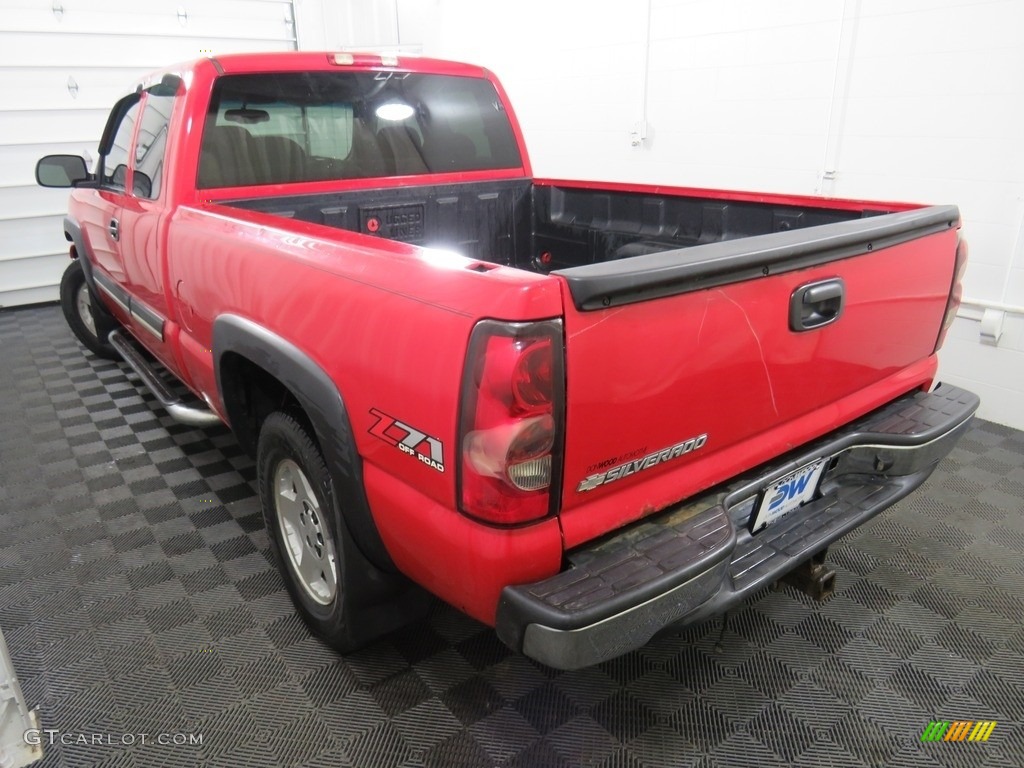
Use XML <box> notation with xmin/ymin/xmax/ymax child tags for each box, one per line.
<box><xmin>273</xmin><ymin>456</ymin><xmax>339</xmax><ymax>606</ymax></box>
<box><xmin>258</xmin><ymin>411</ymin><xmax>361</xmax><ymax>651</ymax></box>
<box><xmin>59</xmin><ymin>259</ymin><xmax>118</xmax><ymax>360</ymax></box>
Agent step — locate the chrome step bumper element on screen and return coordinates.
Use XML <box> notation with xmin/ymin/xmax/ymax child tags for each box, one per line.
<box><xmin>496</xmin><ymin>383</ymin><xmax>980</xmax><ymax>670</ymax></box>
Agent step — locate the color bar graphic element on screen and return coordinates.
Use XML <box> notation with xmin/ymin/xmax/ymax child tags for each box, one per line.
<box><xmin>920</xmin><ymin>721</ymin><xmax>949</xmax><ymax>742</ymax></box>
<box><xmin>968</xmin><ymin>721</ymin><xmax>997</xmax><ymax>742</ymax></box>
<box><xmin>920</xmin><ymin>720</ymin><xmax>996</xmax><ymax>742</ymax></box>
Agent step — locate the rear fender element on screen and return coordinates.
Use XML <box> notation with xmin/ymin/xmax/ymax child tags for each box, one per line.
<box><xmin>212</xmin><ymin>314</ymin><xmax>396</xmax><ymax>573</ymax></box>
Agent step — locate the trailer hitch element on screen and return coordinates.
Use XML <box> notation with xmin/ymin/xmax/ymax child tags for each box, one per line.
<box><xmin>777</xmin><ymin>549</ymin><xmax>835</xmax><ymax>600</ymax></box>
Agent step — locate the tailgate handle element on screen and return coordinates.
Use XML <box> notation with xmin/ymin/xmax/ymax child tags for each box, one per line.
<box><xmin>790</xmin><ymin>278</ymin><xmax>844</xmax><ymax>331</ymax></box>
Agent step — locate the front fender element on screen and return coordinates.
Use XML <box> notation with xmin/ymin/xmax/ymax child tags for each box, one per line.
<box><xmin>64</xmin><ymin>215</ymin><xmax>120</xmax><ymax>331</ymax></box>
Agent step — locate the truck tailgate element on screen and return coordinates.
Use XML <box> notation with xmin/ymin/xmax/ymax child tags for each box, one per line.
<box><xmin>553</xmin><ymin>206</ymin><xmax>960</xmax><ymax>549</ymax></box>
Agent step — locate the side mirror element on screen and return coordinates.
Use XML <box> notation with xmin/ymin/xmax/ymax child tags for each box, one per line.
<box><xmin>36</xmin><ymin>155</ymin><xmax>89</xmax><ymax>188</ymax></box>
<box><xmin>110</xmin><ymin>164</ymin><xmax>128</xmax><ymax>188</ymax></box>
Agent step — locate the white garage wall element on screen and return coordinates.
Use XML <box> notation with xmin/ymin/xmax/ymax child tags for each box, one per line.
<box><xmin>292</xmin><ymin>0</ymin><xmax>427</xmax><ymax>52</ymax></box>
<box><xmin>0</xmin><ymin>0</ymin><xmax>298</xmax><ymax>309</ymax></box>
<box><xmin>406</xmin><ymin>0</ymin><xmax>1023</xmax><ymax>430</ymax></box>
<box><xmin>820</xmin><ymin>1</ymin><xmax>1024</xmax><ymax>431</ymax></box>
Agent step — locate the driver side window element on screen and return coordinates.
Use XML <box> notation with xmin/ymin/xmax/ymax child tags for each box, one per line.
<box><xmin>133</xmin><ymin>92</ymin><xmax>174</xmax><ymax>199</ymax></box>
<box><xmin>101</xmin><ymin>99</ymin><xmax>141</xmax><ymax>191</ymax></box>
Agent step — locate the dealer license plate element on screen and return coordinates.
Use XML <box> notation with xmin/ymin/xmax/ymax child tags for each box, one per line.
<box><xmin>750</xmin><ymin>458</ymin><xmax>827</xmax><ymax>534</ymax></box>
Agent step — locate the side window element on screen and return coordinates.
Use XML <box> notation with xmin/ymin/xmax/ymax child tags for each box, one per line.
<box><xmin>133</xmin><ymin>93</ymin><xmax>175</xmax><ymax>199</ymax></box>
<box><xmin>101</xmin><ymin>99</ymin><xmax>140</xmax><ymax>191</ymax></box>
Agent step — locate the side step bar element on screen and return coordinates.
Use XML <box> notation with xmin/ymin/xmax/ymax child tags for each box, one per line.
<box><xmin>108</xmin><ymin>329</ymin><xmax>221</xmax><ymax>428</ymax></box>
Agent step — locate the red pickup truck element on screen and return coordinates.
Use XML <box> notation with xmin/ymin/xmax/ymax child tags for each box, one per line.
<box><xmin>37</xmin><ymin>51</ymin><xmax>978</xmax><ymax>669</ymax></box>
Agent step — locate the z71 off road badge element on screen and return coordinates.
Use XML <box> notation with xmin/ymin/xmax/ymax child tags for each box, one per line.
<box><xmin>368</xmin><ymin>408</ymin><xmax>445</xmax><ymax>473</ymax></box>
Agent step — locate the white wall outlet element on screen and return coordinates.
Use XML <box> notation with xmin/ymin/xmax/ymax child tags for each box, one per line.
<box><xmin>980</xmin><ymin>307</ymin><xmax>1005</xmax><ymax>346</ymax></box>
<box><xmin>629</xmin><ymin>121</ymin><xmax>648</xmax><ymax>149</ymax></box>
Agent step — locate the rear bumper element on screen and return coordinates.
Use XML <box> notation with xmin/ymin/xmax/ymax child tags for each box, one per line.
<box><xmin>495</xmin><ymin>383</ymin><xmax>979</xmax><ymax>670</ymax></box>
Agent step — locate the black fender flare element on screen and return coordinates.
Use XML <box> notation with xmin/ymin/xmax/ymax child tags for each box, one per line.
<box><xmin>212</xmin><ymin>314</ymin><xmax>396</xmax><ymax>573</ymax></box>
<box><xmin>63</xmin><ymin>216</ymin><xmax>120</xmax><ymax>331</ymax></box>
<box><xmin>64</xmin><ymin>216</ymin><xmax>96</xmax><ymax>288</ymax></box>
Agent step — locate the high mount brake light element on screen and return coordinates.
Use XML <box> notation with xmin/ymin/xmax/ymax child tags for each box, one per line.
<box><xmin>458</xmin><ymin>320</ymin><xmax>565</xmax><ymax>525</ymax></box>
<box><xmin>936</xmin><ymin>237</ymin><xmax>968</xmax><ymax>352</ymax></box>
<box><xmin>327</xmin><ymin>52</ymin><xmax>399</xmax><ymax>67</ymax></box>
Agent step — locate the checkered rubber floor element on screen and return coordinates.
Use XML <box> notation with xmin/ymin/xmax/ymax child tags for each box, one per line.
<box><xmin>1</xmin><ymin>303</ymin><xmax>1023</xmax><ymax>768</ymax></box>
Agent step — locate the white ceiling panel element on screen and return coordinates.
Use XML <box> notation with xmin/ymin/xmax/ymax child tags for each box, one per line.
<box><xmin>0</xmin><ymin>215</ymin><xmax>68</xmax><ymax>263</ymax></box>
<box><xmin>0</xmin><ymin>0</ymin><xmax>297</xmax><ymax>307</ymax></box>
<box><xmin>0</xmin><ymin>253</ymin><xmax>68</xmax><ymax>294</ymax></box>
<box><xmin>0</xmin><ymin>284</ymin><xmax>59</xmax><ymax>307</ymax></box>
<box><xmin>0</xmin><ymin>143</ymin><xmax>96</xmax><ymax>187</ymax></box>
<box><xmin>6</xmin><ymin>0</ymin><xmax>294</xmax><ymax>33</ymax></box>
<box><xmin>0</xmin><ymin>67</ymin><xmax>154</xmax><ymax>112</ymax></box>
<box><xmin>0</xmin><ymin>186</ymin><xmax>77</xmax><ymax>221</ymax></box>
<box><xmin>0</xmin><ymin>33</ymin><xmax>294</xmax><ymax>69</ymax></box>
<box><xmin>0</xmin><ymin>109</ymin><xmax>110</xmax><ymax>147</ymax></box>
<box><xmin>2</xmin><ymin>0</ymin><xmax>295</xmax><ymax>42</ymax></box>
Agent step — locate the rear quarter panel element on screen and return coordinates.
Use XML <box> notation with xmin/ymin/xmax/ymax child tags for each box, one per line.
<box><xmin>165</xmin><ymin>206</ymin><xmax>565</xmax><ymax>622</ymax></box>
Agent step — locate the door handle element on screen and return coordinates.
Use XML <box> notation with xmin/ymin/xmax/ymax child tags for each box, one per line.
<box><xmin>108</xmin><ymin>218</ymin><xmax>119</xmax><ymax>241</ymax></box>
<box><xmin>790</xmin><ymin>278</ymin><xmax>844</xmax><ymax>331</ymax></box>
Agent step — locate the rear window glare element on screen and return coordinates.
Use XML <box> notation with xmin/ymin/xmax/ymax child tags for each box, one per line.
<box><xmin>197</xmin><ymin>71</ymin><xmax>523</xmax><ymax>188</ymax></box>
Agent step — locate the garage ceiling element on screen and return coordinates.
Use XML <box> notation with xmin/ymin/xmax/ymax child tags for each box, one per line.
<box><xmin>0</xmin><ymin>0</ymin><xmax>298</xmax><ymax>308</ymax></box>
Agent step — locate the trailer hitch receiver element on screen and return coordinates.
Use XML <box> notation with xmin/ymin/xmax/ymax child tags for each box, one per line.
<box><xmin>779</xmin><ymin>549</ymin><xmax>835</xmax><ymax>600</ymax></box>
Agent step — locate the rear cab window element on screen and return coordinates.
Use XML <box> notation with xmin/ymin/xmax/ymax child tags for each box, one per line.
<box><xmin>197</xmin><ymin>71</ymin><xmax>523</xmax><ymax>188</ymax></box>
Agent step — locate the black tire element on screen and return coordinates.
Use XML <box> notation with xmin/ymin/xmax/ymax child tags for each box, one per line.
<box><xmin>59</xmin><ymin>259</ymin><xmax>119</xmax><ymax>360</ymax></box>
<box><xmin>257</xmin><ymin>411</ymin><xmax>363</xmax><ymax>652</ymax></box>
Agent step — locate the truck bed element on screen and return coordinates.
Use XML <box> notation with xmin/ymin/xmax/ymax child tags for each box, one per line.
<box><xmin>226</xmin><ymin>179</ymin><xmax>909</xmax><ymax>276</ymax></box>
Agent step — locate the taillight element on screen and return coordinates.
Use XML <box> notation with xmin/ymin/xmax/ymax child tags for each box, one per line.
<box><xmin>458</xmin><ymin>320</ymin><xmax>565</xmax><ymax>525</ymax></box>
<box><xmin>935</xmin><ymin>237</ymin><xmax>968</xmax><ymax>351</ymax></box>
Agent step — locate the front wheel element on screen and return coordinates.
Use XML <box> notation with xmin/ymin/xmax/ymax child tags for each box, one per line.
<box><xmin>257</xmin><ymin>412</ymin><xmax>361</xmax><ymax>651</ymax></box>
<box><xmin>59</xmin><ymin>259</ymin><xmax>118</xmax><ymax>360</ymax></box>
